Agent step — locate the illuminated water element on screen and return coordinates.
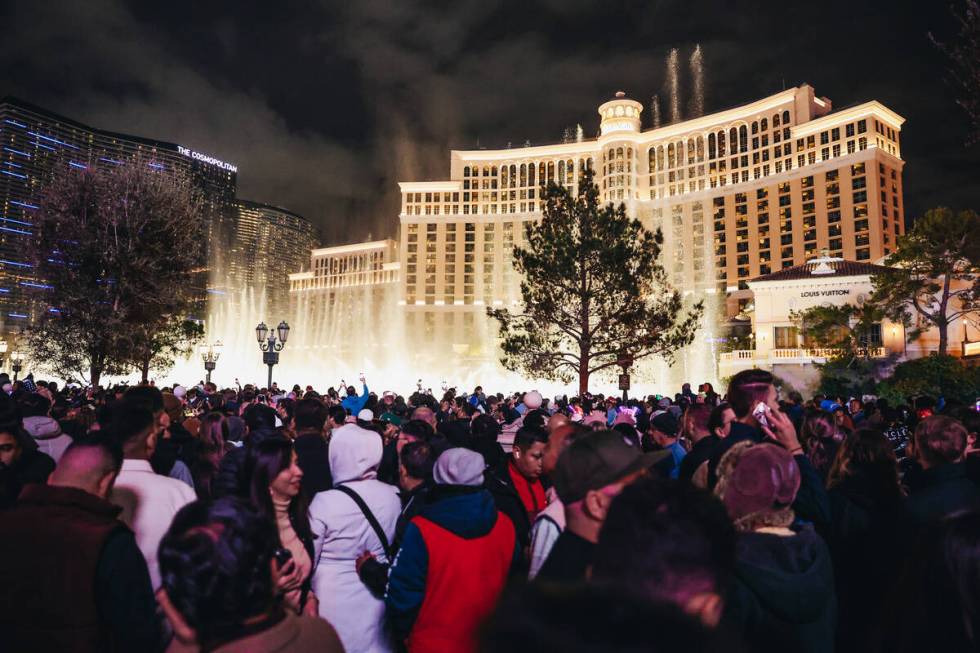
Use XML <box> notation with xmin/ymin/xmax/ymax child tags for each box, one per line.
<box><xmin>667</xmin><ymin>48</ymin><xmax>681</xmax><ymax>123</ymax></box>
<box><xmin>690</xmin><ymin>44</ymin><xmax>705</xmax><ymax>118</ymax></box>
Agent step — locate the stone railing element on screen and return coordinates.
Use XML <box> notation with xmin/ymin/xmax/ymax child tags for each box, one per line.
<box><xmin>720</xmin><ymin>347</ymin><xmax>886</xmax><ymax>362</ymax></box>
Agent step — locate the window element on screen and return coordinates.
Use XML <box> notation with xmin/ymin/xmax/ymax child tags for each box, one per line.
<box><xmin>857</xmin><ymin>119</ymin><xmax>867</xmax><ymax>134</ymax></box>
<box><xmin>846</xmin><ymin>123</ymin><xmax>855</xmax><ymax>137</ymax></box>
<box><xmin>774</xmin><ymin>326</ymin><xmax>799</xmax><ymax>349</ymax></box>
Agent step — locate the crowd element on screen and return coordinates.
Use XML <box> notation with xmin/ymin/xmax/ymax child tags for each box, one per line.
<box><xmin>0</xmin><ymin>369</ymin><xmax>979</xmax><ymax>652</ymax></box>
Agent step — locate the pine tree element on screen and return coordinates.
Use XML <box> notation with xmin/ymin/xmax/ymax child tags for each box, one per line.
<box><xmin>488</xmin><ymin>168</ymin><xmax>702</xmax><ymax>394</ymax></box>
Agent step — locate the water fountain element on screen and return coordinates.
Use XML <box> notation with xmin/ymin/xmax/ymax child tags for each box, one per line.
<box><xmin>667</xmin><ymin>48</ymin><xmax>681</xmax><ymax>124</ymax></box>
<box><xmin>650</xmin><ymin>94</ymin><xmax>662</xmax><ymax>129</ymax></box>
<box><xmin>690</xmin><ymin>44</ymin><xmax>705</xmax><ymax>118</ymax></box>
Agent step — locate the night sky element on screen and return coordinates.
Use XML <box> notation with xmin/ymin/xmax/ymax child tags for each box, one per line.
<box><xmin>1</xmin><ymin>0</ymin><xmax>977</xmax><ymax>245</ymax></box>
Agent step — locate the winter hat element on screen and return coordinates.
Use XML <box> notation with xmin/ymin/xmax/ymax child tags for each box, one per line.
<box><xmin>650</xmin><ymin>412</ymin><xmax>679</xmax><ymax>437</ymax></box>
<box><xmin>715</xmin><ymin>441</ymin><xmax>800</xmax><ymax>530</ymax></box>
<box><xmin>172</xmin><ymin>385</ymin><xmax>187</xmax><ymax>400</ymax></box>
<box><xmin>357</xmin><ymin>408</ymin><xmax>374</xmax><ymax>422</ymax></box>
<box><xmin>433</xmin><ymin>447</ymin><xmax>485</xmax><ymax>487</ymax></box>
<box><xmin>523</xmin><ymin>390</ymin><xmax>543</xmax><ymax>410</ymax></box>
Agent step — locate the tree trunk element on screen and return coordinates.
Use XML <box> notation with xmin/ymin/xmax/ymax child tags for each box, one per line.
<box><xmin>141</xmin><ymin>356</ymin><xmax>150</xmax><ymax>383</ymax></box>
<box><xmin>90</xmin><ymin>366</ymin><xmax>102</xmax><ymax>389</ymax></box>
<box><xmin>579</xmin><ymin>361</ymin><xmax>590</xmax><ymax>396</ymax></box>
<box><xmin>938</xmin><ymin>324</ymin><xmax>948</xmax><ymax>356</ymax></box>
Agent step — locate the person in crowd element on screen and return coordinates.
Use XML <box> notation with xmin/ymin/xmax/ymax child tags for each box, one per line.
<box><xmin>592</xmin><ymin>476</ymin><xmax>736</xmax><ymax>628</ymax></box>
<box><xmin>387</xmin><ymin>447</ymin><xmax>518</xmax><ymax>652</ymax></box>
<box><xmin>468</xmin><ymin>412</ymin><xmax>505</xmax><ymax>469</ymax></box>
<box><xmin>309</xmin><ymin>421</ymin><xmax>400</xmax><ymax>653</ymax></box>
<box><xmin>246</xmin><ymin>437</ymin><xmax>316</xmax><ymax>615</ymax></box>
<box><xmin>905</xmin><ymin>414</ymin><xmax>980</xmax><ymax>524</ymax></box>
<box><xmin>0</xmin><ymin>436</ymin><xmax>161</xmax><ymax>652</ymax></box>
<box><xmin>0</xmin><ymin>405</ymin><xmax>55</xmax><ymax>508</ymax></box>
<box><xmin>800</xmin><ymin>410</ymin><xmax>846</xmax><ymax>481</ymax></box>
<box><xmin>342</xmin><ymin>377</ymin><xmax>370</xmax><ymax>416</ymax></box>
<box><xmin>709</xmin><ymin>369</ymin><xmax>831</xmax><ymax>529</ymax></box>
<box><xmin>109</xmin><ymin>402</ymin><xmax>196</xmax><ymax>589</ymax></box>
<box><xmin>189</xmin><ymin>411</ymin><xmax>228</xmax><ymax>500</ymax></box>
<box><xmin>480</xmin><ymin>583</ymin><xmax>738</xmax><ymax>653</ymax></box>
<box><xmin>395</xmin><ymin>439</ymin><xmax>435</xmax><ymax>547</ymax></box>
<box><xmin>677</xmin><ymin>403</ymin><xmax>719</xmax><ymax>482</ymax></box>
<box><xmin>714</xmin><ymin>441</ymin><xmax>836</xmax><ymax>653</ymax></box>
<box><xmin>528</xmin><ymin>422</ymin><xmax>588</xmax><ymax>579</ymax></box>
<box><xmin>878</xmin><ymin>510</ymin><xmax>980</xmax><ymax>653</ymax></box>
<box><xmin>536</xmin><ymin>430</ymin><xmax>664</xmax><ymax>582</ymax></box>
<box><xmin>157</xmin><ymin>498</ymin><xmax>343</xmax><ymax>653</ymax></box>
<box><xmin>19</xmin><ymin>390</ymin><xmax>73</xmax><ymax>464</ymax></box>
<box><xmin>292</xmin><ymin>397</ymin><xmax>332</xmax><ymax>497</ymax></box>
<box><xmin>487</xmin><ymin>425</ymin><xmax>548</xmax><ymax>554</ymax></box>
<box><xmin>646</xmin><ymin>411</ymin><xmax>686</xmax><ymax>479</ymax></box>
<box><xmin>211</xmin><ymin>402</ymin><xmax>278</xmax><ymax>499</ymax></box>
<box><xmin>824</xmin><ymin>427</ymin><xmax>907</xmax><ymax>653</ymax></box>
<box><xmin>411</xmin><ymin>405</ymin><xmax>438</xmax><ymax>430</ymax></box>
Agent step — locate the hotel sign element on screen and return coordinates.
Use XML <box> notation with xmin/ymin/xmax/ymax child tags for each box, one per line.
<box><xmin>177</xmin><ymin>146</ymin><xmax>238</xmax><ymax>173</ymax></box>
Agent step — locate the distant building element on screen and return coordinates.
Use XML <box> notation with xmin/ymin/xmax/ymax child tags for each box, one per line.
<box><xmin>0</xmin><ymin>96</ymin><xmax>238</xmax><ymax>325</ymax></box>
<box><xmin>398</xmin><ymin>84</ymin><xmax>906</xmax><ymax>353</ymax></box>
<box><xmin>719</xmin><ymin>254</ymin><xmax>980</xmax><ymax>390</ymax></box>
<box><xmin>216</xmin><ymin>199</ymin><xmax>318</xmax><ymax>317</ymax></box>
<box><xmin>287</xmin><ymin>240</ymin><xmax>400</xmax><ymax>360</ymax></box>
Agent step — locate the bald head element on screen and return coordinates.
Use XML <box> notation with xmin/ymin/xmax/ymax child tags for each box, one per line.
<box><xmin>49</xmin><ymin>437</ymin><xmax>123</xmax><ymax>498</ymax></box>
<box><xmin>547</xmin><ymin>413</ymin><xmax>570</xmax><ymax>433</ymax></box>
<box><xmin>411</xmin><ymin>406</ymin><xmax>437</xmax><ymax>429</ymax></box>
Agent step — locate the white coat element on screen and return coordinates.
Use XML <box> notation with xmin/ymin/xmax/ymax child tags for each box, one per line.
<box><xmin>310</xmin><ymin>425</ymin><xmax>400</xmax><ymax>653</ymax></box>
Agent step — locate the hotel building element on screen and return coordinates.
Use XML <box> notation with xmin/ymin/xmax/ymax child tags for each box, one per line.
<box><xmin>287</xmin><ymin>240</ymin><xmax>400</xmax><ymax>359</ymax></box>
<box><xmin>398</xmin><ymin>84</ymin><xmax>906</xmax><ymax>348</ymax></box>
<box><xmin>216</xmin><ymin>199</ymin><xmax>319</xmax><ymax>317</ymax></box>
<box><xmin>0</xmin><ymin>96</ymin><xmax>238</xmax><ymax>325</ymax></box>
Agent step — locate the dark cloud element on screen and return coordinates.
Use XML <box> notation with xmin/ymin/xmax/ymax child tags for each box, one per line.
<box><xmin>0</xmin><ymin>0</ymin><xmax>976</xmax><ymax>246</ymax></box>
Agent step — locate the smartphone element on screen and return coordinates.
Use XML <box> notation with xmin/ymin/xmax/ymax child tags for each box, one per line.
<box><xmin>274</xmin><ymin>547</ymin><xmax>293</xmax><ymax>569</ymax></box>
<box><xmin>752</xmin><ymin>401</ymin><xmax>770</xmax><ymax>429</ymax></box>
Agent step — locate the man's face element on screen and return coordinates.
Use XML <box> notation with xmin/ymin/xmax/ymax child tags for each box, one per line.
<box><xmin>543</xmin><ymin>424</ymin><xmax>575</xmax><ymax>476</ymax></box>
<box><xmin>513</xmin><ymin>441</ymin><xmax>546</xmax><ymax>480</ymax></box>
<box><xmin>648</xmin><ymin>427</ymin><xmax>670</xmax><ymax>447</ymax></box>
<box><xmin>716</xmin><ymin>408</ymin><xmax>736</xmax><ymax>438</ymax></box>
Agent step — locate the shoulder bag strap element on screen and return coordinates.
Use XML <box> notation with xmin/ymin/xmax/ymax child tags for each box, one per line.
<box><xmin>335</xmin><ymin>484</ymin><xmax>392</xmax><ymax>559</ymax></box>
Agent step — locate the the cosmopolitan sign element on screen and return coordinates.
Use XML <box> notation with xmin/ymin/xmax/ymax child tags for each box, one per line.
<box><xmin>177</xmin><ymin>146</ymin><xmax>238</xmax><ymax>173</ymax></box>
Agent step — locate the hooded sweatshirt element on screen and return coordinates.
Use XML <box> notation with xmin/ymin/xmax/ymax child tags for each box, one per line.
<box><xmin>23</xmin><ymin>416</ymin><xmax>72</xmax><ymax>464</ymax></box>
<box><xmin>386</xmin><ymin>486</ymin><xmax>518</xmax><ymax>652</ymax></box>
<box><xmin>724</xmin><ymin>525</ymin><xmax>837</xmax><ymax>653</ymax></box>
<box><xmin>309</xmin><ymin>427</ymin><xmax>400</xmax><ymax>653</ymax></box>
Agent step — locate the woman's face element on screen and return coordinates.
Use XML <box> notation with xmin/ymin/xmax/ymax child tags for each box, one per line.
<box><xmin>0</xmin><ymin>432</ymin><xmax>21</xmax><ymax>467</ymax></box>
<box><xmin>270</xmin><ymin>450</ymin><xmax>303</xmax><ymax>499</ymax></box>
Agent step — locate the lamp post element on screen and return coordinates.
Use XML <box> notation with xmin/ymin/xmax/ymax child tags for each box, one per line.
<box><xmin>10</xmin><ymin>351</ymin><xmax>23</xmax><ymax>382</ymax></box>
<box><xmin>256</xmin><ymin>321</ymin><xmax>289</xmax><ymax>390</ymax></box>
<box><xmin>200</xmin><ymin>340</ymin><xmax>223</xmax><ymax>385</ymax></box>
<box><xmin>0</xmin><ymin>340</ymin><xmax>7</xmax><ymax>372</ymax></box>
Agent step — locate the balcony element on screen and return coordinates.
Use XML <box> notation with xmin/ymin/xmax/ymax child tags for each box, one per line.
<box><xmin>720</xmin><ymin>347</ymin><xmax>887</xmax><ymax>376</ymax></box>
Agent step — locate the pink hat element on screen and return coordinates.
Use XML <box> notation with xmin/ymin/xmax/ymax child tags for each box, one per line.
<box><xmin>718</xmin><ymin>442</ymin><xmax>800</xmax><ymax>522</ymax></box>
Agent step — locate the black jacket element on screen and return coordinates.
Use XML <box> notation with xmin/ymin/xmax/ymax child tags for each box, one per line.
<box><xmin>906</xmin><ymin>462</ymin><xmax>980</xmax><ymax>526</ymax></box>
<box><xmin>724</xmin><ymin>525</ymin><xmax>837</xmax><ymax>653</ymax></box>
<box><xmin>485</xmin><ymin>460</ymin><xmax>532</xmax><ymax>553</ymax></box>
<box><xmin>212</xmin><ymin>427</ymin><xmax>278</xmax><ymax>500</ymax></box>
<box><xmin>825</xmin><ymin>478</ymin><xmax>907</xmax><ymax>653</ymax></box>
<box><xmin>293</xmin><ymin>429</ymin><xmax>332</xmax><ymax>498</ymax></box>
<box><xmin>0</xmin><ymin>448</ymin><xmax>54</xmax><ymax>509</ymax></box>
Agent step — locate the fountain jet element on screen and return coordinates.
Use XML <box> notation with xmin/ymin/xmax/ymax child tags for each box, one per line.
<box><xmin>650</xmin><ymin>94</ymin><xmax>662</xmax><ymax>129</ymax></box>
<box><xmin>667</xmin><ymin>48</ymin><xmax>681</xmax><ymax>123</ymax></box>
<box><xmin>690</xmin><ymin>44</ymin><xmax>705</xmax><ymax>118</ymax></box>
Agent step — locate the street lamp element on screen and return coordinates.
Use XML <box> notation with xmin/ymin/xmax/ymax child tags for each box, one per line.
<box><xmin>256</xmin><ymin>320</ymin><xmax>289</xmax><ymax>390</ymax></box>
<box><xmin>0</xmin><ymin>340</ymin><xmax>7</xmax><ymax>371</ymax></box>
<box><xmin>10</xmin><ymin>350</ymin><xmax>23</xmax><ymax>382</ymax></box>
<box><xmin>199</xmin><ymin>340</ymin><xmax>223</xmax><ymax>384</ymax></box>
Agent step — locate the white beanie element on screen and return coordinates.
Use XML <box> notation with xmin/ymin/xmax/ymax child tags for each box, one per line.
<box><xmin>523</xmin><ymin>390</ymin><xmax>543</xmax><ymax>410</ymax></box>
<box><xmin>433</xmin><ymin>448</ymin><xmax>485</xmax><ymax>487</ymax></box>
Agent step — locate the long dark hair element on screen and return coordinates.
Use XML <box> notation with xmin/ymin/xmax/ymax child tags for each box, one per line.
<box><xmin>827</xmin><ymin>427</ymin><xmax>903</xmax><ymax>503</ymax></box>
<box><xmin>245</xmin><ymin>437</ymin><xmax>311</xmax><ymax>543</ymax></box>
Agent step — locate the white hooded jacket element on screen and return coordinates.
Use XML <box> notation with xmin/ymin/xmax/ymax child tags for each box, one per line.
<box><xmin>310</xmin><ymin>425</ymin><xmax>400</xmax><ymax>653</ymax></box>
<box><xmin>22</xmin><ymin>416</ymin><xmax>72</xmax><ymax>464</ymax></box>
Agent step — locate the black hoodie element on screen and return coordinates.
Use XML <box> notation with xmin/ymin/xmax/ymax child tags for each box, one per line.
<box><xmin>724</xmin><ymin>524</ymin><xmax>836</xmax><ymax>653</ymax></box>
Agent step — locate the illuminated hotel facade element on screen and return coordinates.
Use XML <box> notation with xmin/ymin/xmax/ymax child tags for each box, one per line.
<box><xmin>216</xmin><ymin>200</ymin><xmax>319</xmax><ymax>317</ymax></box>
<box><xmin>398</xmin><ymin>84</ymin><xmax>906</xmax><ymax>349</ymax></box>
<box><xmin>0</xmin><ymin>96</ymin><xmax>317</xmax><ymax>333</ymax></box>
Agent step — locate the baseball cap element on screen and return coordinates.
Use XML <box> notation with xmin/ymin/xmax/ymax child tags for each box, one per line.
<box><xmin>357</xmin><ymin>408</ymin><xmax>374</xmax><ymax>422</ymax></box>
<box><xmin>379</xmin><ymin>412</ymin><xmax>402</xmax><ymax>426</ymax></box>
<box><xmin>433</xmin><ymin>447</ymin><xmax>485</xmax><ymax>487</ymax></box>
<box><xmin>553</xmin><ymin>430</ymin><xmax>668</xmax><ymax>504</ymax></box>
<box><xmin>650</xmin><ymin>412</ymin><xmax>679</xmax><ymax>436</ymax></box>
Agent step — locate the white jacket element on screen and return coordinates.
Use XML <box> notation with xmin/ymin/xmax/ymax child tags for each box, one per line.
<box><xmin>310</xmin><ymin>426</ymin><xmax>400</xmax><ymax>653</ymax></box>
<box><xmin>110</xmin><ymin>458</ymin><xmax>196</xmax><ymax>589</ymax></box>
<box><xmin>23</xmin><ymin>416</ymin><xmax>72</xmax><ymax>464</ymax></box>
